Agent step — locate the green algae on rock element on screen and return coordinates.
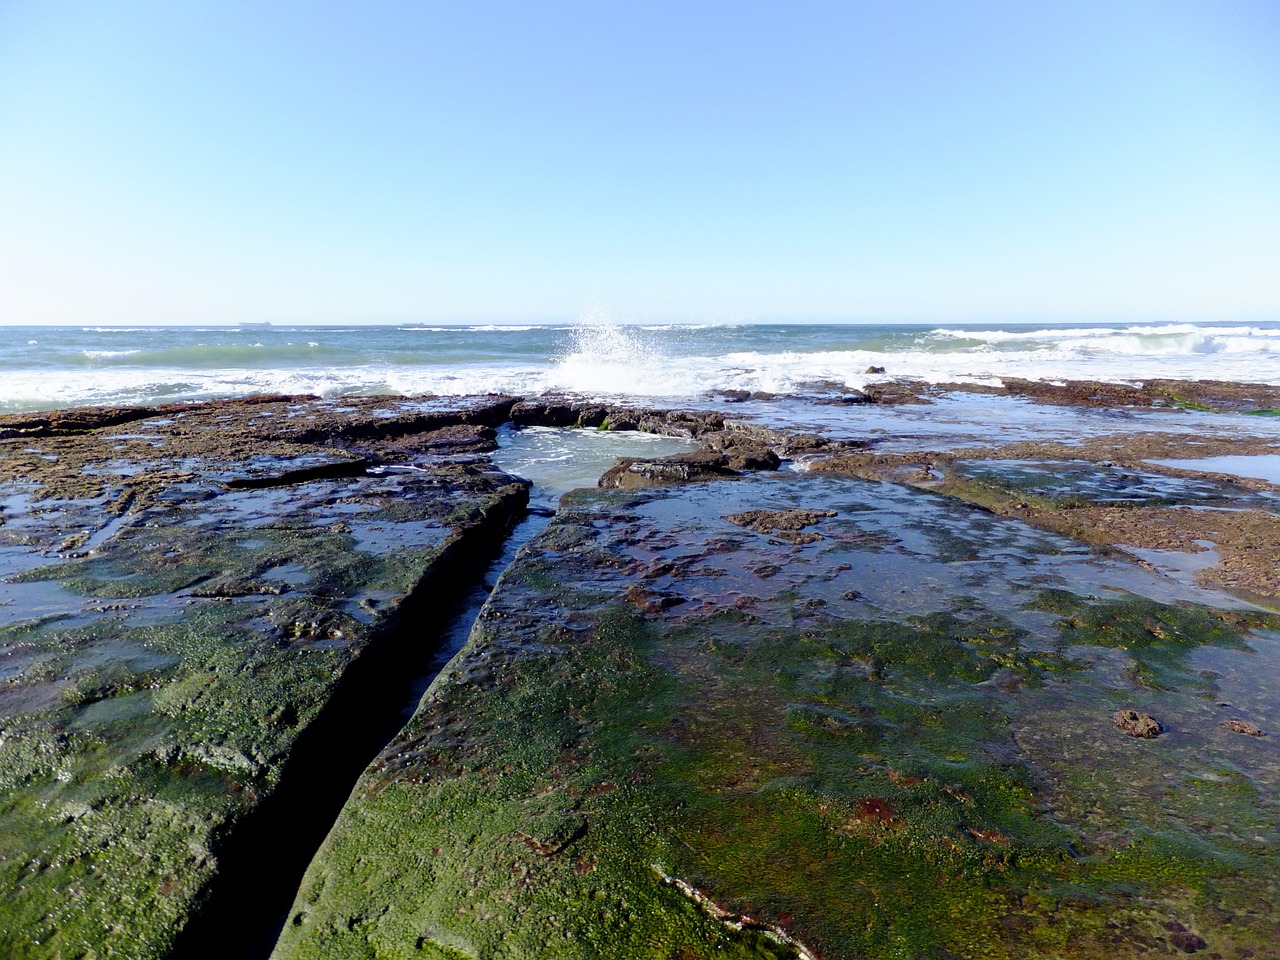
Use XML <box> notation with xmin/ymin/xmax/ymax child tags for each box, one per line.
<box><xmin>273</xmin><ymin>474</ymin><xmax>1280</xmax><ymax>960</ymax></box>
<box><xmin>0</xmin><ymin>397</ymin><xmax>528</xmax><ymax>960</ymax></box>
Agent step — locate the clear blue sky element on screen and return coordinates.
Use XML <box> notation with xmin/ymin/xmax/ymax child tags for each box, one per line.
<box><xmin>1</xmin><ymin>0</ymin><xmax>1277</xmax><ymax>325</ymax></box>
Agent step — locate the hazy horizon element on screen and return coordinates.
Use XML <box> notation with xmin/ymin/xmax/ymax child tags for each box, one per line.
<box><xmin>3</xmin><ymin>316</ymin><xmax>1280</xmax><ymax>330</ymax></box>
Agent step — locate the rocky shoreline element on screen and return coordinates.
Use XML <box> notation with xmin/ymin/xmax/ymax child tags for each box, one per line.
<box><xmin>2</xmin><ymin>380</ymin><xmax>1279</xmax><ymax>959</ymax></box>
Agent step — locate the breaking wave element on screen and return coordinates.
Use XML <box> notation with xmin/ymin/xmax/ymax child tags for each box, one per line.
<box><xmin>2</xmin><ymin>318</ymin><xmax>1277</xmax><ymax>412</ymax></box>
<box><xmin>927</xmin><ymin>324</ymin><xmax>1279</xmax><ymax>358</ymax></box>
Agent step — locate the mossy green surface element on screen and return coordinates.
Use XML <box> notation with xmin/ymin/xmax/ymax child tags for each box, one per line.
<box><xmin>276</xmin><ymin>476</ymin><xmax>1280</xmax><ymax>959</ymax></box>
<box><xmin>0</xmin><ymin>457</ymin><xmax>527</xmax><ymax>958</ymax></box>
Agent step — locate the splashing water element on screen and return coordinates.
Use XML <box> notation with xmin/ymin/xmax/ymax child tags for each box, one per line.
<box><xmin>547</xmin><ymin>316</ymin><xmax>695</xmax><ymax>397</ymax></box>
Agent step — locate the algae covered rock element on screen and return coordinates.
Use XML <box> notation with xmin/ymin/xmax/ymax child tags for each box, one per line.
<box><xmin>0</xmin><ymin>397</ymin><xmax>528</xmax><ymax>959</ymax></box>
<box><xmin>273</xmin><ymin>473</ymin><xmax>1280</xmax><ymax>959</ymax></box>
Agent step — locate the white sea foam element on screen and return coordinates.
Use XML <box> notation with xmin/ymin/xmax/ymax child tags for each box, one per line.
<box><xmin>550</xmin><ymin>330</ymin><xmax>1279</xmax><ymax>398</ymax></box>
<box><xmin>929</xmin><ymin>324</ymin><xmax>1280</xmax><ymax>360</ymax></box>
<box><xmin>708</xmin><ymin>343</ymin><xmax>1279</xmax><ymax>394</ymax></box>
<box><xmin>930</xmin><ymin>323</ymin><xmax>1280</xmax><ymax>342</ymax></box>
<box><xmin>81</xmin><ymin>349</ymin><xmax>142</xmax><ymax>360</ymax></box>
<box><xmin>636</xmin><ymin>323</ymin><xmax>737</xmax><ymax>332</ymax></box>
<box><xmin>0</xmin><ymin>365</ymin><xmax>543</xmax><ymax>408</ymax></box>
<box><xmin>3</xmin><ymin>320</ymin><xmax>1278</xmax><ymax>412</ymax></box>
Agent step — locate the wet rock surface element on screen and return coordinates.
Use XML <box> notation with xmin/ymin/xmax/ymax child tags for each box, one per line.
<box><xmin>4</xmin><ymin>379</ymin><xmax>1280</xmax><ymax>959</ymax></box>
<box><xmin>0</xmin><ymin>396</ymin><xmax>528</xmax><ymax>959</ymax></box>
<box><xmin>812</xmin><ymin>434</ymin><xmax>1280</xmax><ymax>599</ymax></box>
<box><xmin>723</xmin><ymin>507</ymin><xmax>838</xmax><ymax>543</ymax></box>
<box><xmin>988</xmin><ymin>377</ymin><xmax>1280</xmax><ymax>414</ymax></box>
<box><xmin>830</xmin><ymin>376</ymin><xmax>1280</xmax><ymax>415</ymax></box>
<box><xmin>275</xmin><ymin>472</ymin><xmax>1280</xmax><ymax>960</ymax></box>
<box><xmin>598</xmin><ymin>449</ymin><xmax>740</xmax><ymax>489</ymax></box>
<box><xmin>511</xmin><ymin>398</ymin><xmax>726</xmax><ymax>438</ymax></box>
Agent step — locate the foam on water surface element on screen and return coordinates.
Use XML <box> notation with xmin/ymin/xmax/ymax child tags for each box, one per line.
<box><xmin>3</xmin><ymin>320</ymin><xmax>1279</xmax><ymax>412</ymax></box>
<box><xmin>491</xmin><ymin>425</ymin><xmax>699</xmax><ymax>509</ymax></box>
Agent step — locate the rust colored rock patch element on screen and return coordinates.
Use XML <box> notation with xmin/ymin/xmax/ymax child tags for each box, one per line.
<box><xmin>1221</xmin><ymin>719</ymin><xmax>1266</xmax><ymax>737</ymax></box>
<box><xmin>1113</xmin><ymin>709</ymin><xmax>1163</xmax><ymax>738</ymax></box>
<box><xmin>723</xmin><ymin>508</ymin><xmax>838</xmax><ymax>543</ymax></box>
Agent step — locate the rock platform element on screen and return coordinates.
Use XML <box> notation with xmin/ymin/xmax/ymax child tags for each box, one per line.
<box><xmin>2</xmin><ymin>382</ymin><xmax>1279</xmax><ymax>959</ymax></box>
<box><xmin>0</xmin><ymin>396</ymin><xmax>528</xmax><ymax>959</ymax></box>
<box><xmin>273</xmin><ymin>473</ymin><xmax>1280</xmax><ymax>960</ymax></box>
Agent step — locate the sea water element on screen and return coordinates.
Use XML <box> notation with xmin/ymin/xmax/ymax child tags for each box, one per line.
<box><xmin>2</xmin><ymin>319</ymin><xmax>1278</xmax><ymax>413</ymax></box>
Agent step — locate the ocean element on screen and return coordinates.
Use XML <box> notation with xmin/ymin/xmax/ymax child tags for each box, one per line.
<box><xmin>1</xmin><ymin>320</ymin><xmax>1277</xmax><ymax>414</ymax></box>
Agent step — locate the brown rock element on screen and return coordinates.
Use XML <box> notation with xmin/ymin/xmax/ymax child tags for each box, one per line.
<box><xmin>723</xmin><ymin>508</ymin><xmax>837</xmax><ymax>544</ymax></box>
<box><xmin>1113</xmin><ymin>708</ymin><xmax>1163</xmax><ymax>738</ymax></box>
<box><xmin>724</xmin><ymin>444</ymin><xmax>781</xmax><ymax>471</ymax></box>
<box><xmin>599</xmin><ymin>450</ymin><xmax>737</xmax><ymax>490</ymax></box>
<box><xmin>1221</xmin><ymin>719</ymin><xmax>1266</xmax><ymax>737</ymax></box>
<box><xmin>623</xmin><ymin>585</ymin><xmax>687</xmax><ymax>614</ymax></box>
<box><xmin>724</xmin><ymin>508</ymin><xmax>837</xmax><ymax>534</ymax></box>
<box><xmin>1172</xmin><ymin>930</ymin><xmax>1207</xmax><ymax>953</ymax></box>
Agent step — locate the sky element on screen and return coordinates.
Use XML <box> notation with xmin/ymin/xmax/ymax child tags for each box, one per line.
<box><xmin>1</xmin><ymin>0</ymin><xmax>1278</xmax><ymax>326</ymax></box>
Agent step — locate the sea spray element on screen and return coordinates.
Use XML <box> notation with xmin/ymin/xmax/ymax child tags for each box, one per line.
<box><xmin>546</xmin><ymin>317</ymin><xmax>676</xmax><ymax>396</ymax></box>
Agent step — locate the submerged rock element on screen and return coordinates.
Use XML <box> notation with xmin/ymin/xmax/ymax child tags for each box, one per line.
<box><xmin>723</xmin><ymin>507</ymin><xmax>837</xmax><ymax>543</ymax></box>
<box><xmin>1222</xmin><ymin>718</ymin><xmax>1266</xmax><ymax>737</ymax></box>
<box><xmin>813</xmin><ymin>439</ymin><xmax>1280</xmax><ymax>598</ymax></box>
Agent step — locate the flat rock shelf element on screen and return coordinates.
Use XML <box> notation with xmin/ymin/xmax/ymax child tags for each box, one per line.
<box><xmin>275</xmin><ymin>474</ymin><xmax>1280</xmax><ymax>960</ymax></box>
<box><xmin>0</xmin><ymin>396</ymin><xmax>529</xmax><ymax>960</ymax></box>
<box><xmin>3</xmin><ymin>381</ymin><xmax>1280</xmax><ymax>960</ymax></box>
